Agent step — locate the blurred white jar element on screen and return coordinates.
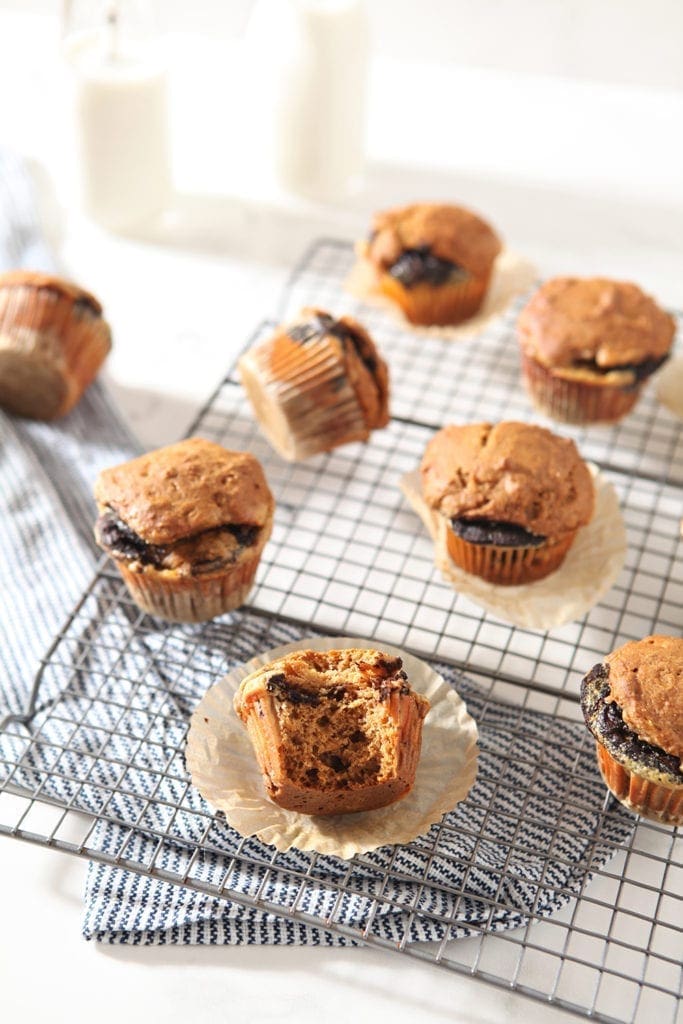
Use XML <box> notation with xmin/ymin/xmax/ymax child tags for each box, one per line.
<box><xmin>245</xmin><ymin>0</ymin><xmax>369</xmax><ymax>202</ymax></box>
<box><xmin>62</xmin><ymin>0</ymin><xmax>171</xmax><ymax>231</ymax></box>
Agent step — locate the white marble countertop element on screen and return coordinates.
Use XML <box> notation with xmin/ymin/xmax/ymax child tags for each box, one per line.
<box><xmin>1</xmin><ymin>9</ymin><xmax>681</xmax><ymax>1024</ymax></box>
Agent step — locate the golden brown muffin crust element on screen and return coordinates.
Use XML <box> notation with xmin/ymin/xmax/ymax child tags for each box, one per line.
<box><xmin>0</xmin><ymin>270</ymin><xmax>103</xmax><ymax>315</ymax></box>
<box><xmin>605</xmin><ymin>636</ymin><xmax>683</xmax><ymax>762</ymax></box>
<box><xmin>95</xmin><ymin>438</ymin><xmax>274</xmax><ymax>546</ymax></box>
<box><xmin>420</xmin><ymin>421</ymin><xmax>594</xmax><ymax>540</ymax></box>
<box><xmin>363</xmin><ymin>203</ymin><xmax>502</xmax><ymax>280</ymax></box>
<box><xmin>517</xmin><ymin>277</ymin><xmax>675</xmax><ymax>370</ymax></box>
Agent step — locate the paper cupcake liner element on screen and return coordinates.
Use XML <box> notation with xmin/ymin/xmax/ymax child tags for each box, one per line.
<box><xmin>521</xmin><ymin>352</ymin><xmax>641</xmax><ymax>424</ymax></box>
<box><xmin>595</xmin><ymin>743</ymin><xmax>683</xmax><ymax>826</ymax></box>
<box><xmin>346</xmin><ymin>248</ymin><xmax>537</xmax><ymax>340</ymax></box>
<box><xmin>378</xmin><ymin>272</ymin><xmax>489</xmax><ymax>327</ymax></box>
<box><xmin>116</xmin><ymin>549</ymin><xmax>265</xmax><ymax>624</ymax></box>
<box><xmin>401</xmin><ymin>466</ymin><xmax>627</xmax><ymax>630</ymax></box>
<box><xmin>656</xmin><ymin>355</ymin><xmax>683</xmax><ymax>420</ymax></box>
<box><xmin>186</xmin><ymin>637</ymin><xmax>479</xmax><ymax>857</ymax></box>
<box><xmin>0</xmin><ymin>281</ymin><xmax>110</xmax><ymax>419</ymax></box>
<box><xmin>445</xmin><ymin>527</ymin><xmax>576</xmax><ymax>585</ymax></box>
<box><xmin>239</xmin><ymin>333</ymin><xmax>371</xmax><ymax>461</ymax></box>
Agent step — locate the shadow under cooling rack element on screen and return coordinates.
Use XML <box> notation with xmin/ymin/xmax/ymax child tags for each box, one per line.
<box><xmin>1</xmin><ymin>239</ymin><xmax>681</xmax><ymax>1024</ymax></box>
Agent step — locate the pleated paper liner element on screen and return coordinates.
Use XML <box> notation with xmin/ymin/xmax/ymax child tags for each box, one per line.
<box><xmin>400</xmin><ymin>466</ymin><xmax>627</xmax><ymax>630</ymax></box>
<box><xmin>656</xmin><ymin>354</ymin><xmax>683</xmax><ymax>420</ymax></box>
<box><xmin>345</xmin><ymin>248</ymin><xmax>537</xmax><ymax>340</ymax></box>
<box><xmin>186</xmin><ymin>637</ymin><xmax>479</xmax><ymax>858</ymax></box>
<box><xmin>239</xmin><ymin>333</ymin><xmax>372</xmax><ymax>461</ymax></box>
<box><xmin>444</xmin><ymin>526</ymin><xmax>577</xmax><ymax>585</ymax></box>
<box><xmin>115</xmin><ymin>532</ymin><xmax>271</xmax><ymax>624</ymax></box>
<box><xmin>377</xmin><ymin>271</ymin><xmax>490</xmax><ymax>327</ymax></box>
<box><xmin>595</xmin><ymin>743</ymin><xmax>683</xmax><ymax>826</ymax></box>
<box><xmin>521</xmin><ymin>352</ymin><xmax>642</xmax><ymax>425</ymax></box>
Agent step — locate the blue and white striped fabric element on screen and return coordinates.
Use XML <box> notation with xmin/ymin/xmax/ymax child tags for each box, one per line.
<box><xmin>0</xmin><ymin>151</ymin><xmax>635</xmax><ymax>947</ymax></box>
<box><xmin>0</xmin><ymin>152</ymin><xmax>355</xmax><ymax>944</ymax></box>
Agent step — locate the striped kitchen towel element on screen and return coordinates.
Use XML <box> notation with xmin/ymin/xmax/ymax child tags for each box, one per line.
<box><xmin>0</xmin><ymin>150</ymin><xmax>353</xmax><ymax>944</ymax></box>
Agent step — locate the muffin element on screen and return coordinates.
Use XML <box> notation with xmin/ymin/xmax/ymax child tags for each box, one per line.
<box><xmin>580</xmin><ymin>636</ymin><xmax>683</xmax><ymax>825</ymax></box>
<box><xmin>517</xmin><ymin>277</ymin><xmax>675</xmax><ymax>424</ymax></box>
<box><xmin>0</xmin><ymin>270</ymin><xmax>112</xmax><ymax>419</ymax></box>
<box><xmin>234</xmin><ymin>648</ymin><xmax>430</xmax><ymax>816</ymax></box>
<box><xmin>358</xmin><ymin>203</ymin><xmax>502</xmax><ymax>326</ymax></box>
<box><xmin>94</xmin><ymin>438</ymin><xmax>274</xmax><ymax>623</ymax></box>
<box><xmin>238</xmin><ymin>308</ymin><xmax>389</xmax><ymax>461</ymax></box>
<box><xmin>420</xmin><ymin>421</ymin><xmax>595</xmax><ymax>585</ymax></box>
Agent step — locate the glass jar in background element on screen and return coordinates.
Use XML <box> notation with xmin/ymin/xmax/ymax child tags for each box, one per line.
<box><xmin>62</xmin><ymin>0</ymin><xmax>171</xmax><ymax>231</ymax></box>
<box><xmin>244</xmin><ymin>0</ymin><xmax>370</xmax><ymax>203</ymax></box>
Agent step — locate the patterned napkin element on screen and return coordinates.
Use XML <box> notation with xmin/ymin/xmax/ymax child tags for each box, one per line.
<box><xmin>0</xmin><ymin>151</ymin><xmax>351</xmax><ymax>944</ymax></box>
<box><xmin>0</xmin><ymin>151</ymin><xmax>634</xmax><ymax>947</ymax></box>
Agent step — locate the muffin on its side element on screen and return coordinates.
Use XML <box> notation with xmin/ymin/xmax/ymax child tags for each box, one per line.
<box><xmin>358</xmin><ymin>203</ymin><xmax>502</xmax><ymax>326</ymax></box>
<box><xmin>518</xmin><ymin>277</ymin><xmax>675</xmax><ymax>424</ymax></box>
<box><xmin>580</xmin><ymin>636</ymin><xmax>683</xmax><ymax>825</ymax></box>
<box><xmin>238</xmin><ymin>308</ymin><xmax>389</xmax><ymax>461</ymax></box>
<box><xmin>420</xmin><ymin>421</ymin><xmax>594</xmax><ymax>585</ymax></box>
<box><xmin>94</xmin><ymin>438</ymin><xmax>274</xmax><ymax>623</ymax></box>
<box><xmin>234</xmin><ymin>648</ymin><xmax>430</xmax><ymax>816</ymax></box>
<box><xmin>0</xmin><ymin>270</ymin><xmax>112</xmax><ymax>419</ymax></box>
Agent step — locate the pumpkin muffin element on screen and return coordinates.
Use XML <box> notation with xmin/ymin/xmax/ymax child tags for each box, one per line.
<box><xmin>238</xmin><ymin>308</ymin><xmax>389</xmax><ymax>461</ymax></box>
<box><xmin>0</xmin><ymin>270</ymin><xmax>111</xmax><ymax>419</ymax></box>
<box><xmin>517</xmin><ymin>277</ymin><xmax>675</xmax><ymax>424</ymax></box>
<box><xmin>358</xmin><ymin>203</ymin><xmax>502</xmax><ymax>326</ymax></box>
<box><xmin>580</xmin><ymin>636</ymin><xmax>683</xmax><ymax>825</ymax></box>
<box><xmin>94</xmin><ymin>438</ymin><xmax>274</xmax><ymax>623</ymax></box>
<box><xmin>420</xmin><ymin>421</ymin><xmax>595</xmax><ymax>585</ymax></box>
<box><xmin>234</xmin><ymin>648</ymin><xmax>430</xmax><ymax>816</ymax></box>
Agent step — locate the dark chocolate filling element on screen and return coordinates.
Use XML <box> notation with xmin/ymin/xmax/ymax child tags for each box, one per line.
<box><xmin>287</xmin><ymin>311</ymin><xmax>378</xmax><ymax>375</ymax></box>
<box><xmin>264</xmin><ymin>658</ymin><xmax>411</xmax><ymax>707</ymax></box>
<box><xmin>96</xmin><ymin>509</ymin><xmax>259</xmax><ymax>573</ymax></box>
<box><xmin>571</xmin><ymin>353</ymin><xmax>669</xmax><ymax>392</ymax></box>
<box><xmin>580</xmin><ymin>662</ymin><xmax>683</xmax><ymax>784</ymax></box>
<box><xmin>265</xmin><ymin>675</ymin><xmax>346</xmax><ymax>707</ymax></box>
<box><xmin>97</xmin><ymin>512</ymin><xmax>166</xmax><ymax>568</ymax></box>
<box><xmin>73</xmin><ymin>295</ymin><xmax>102</xmax><ymax>318</ymax></box>
<box><xmin>450</xmin><ymin>517</ymin><xmax>546</xmax><ymax>549</ymax></box>
<box><xmin>388</xmin><ymin>246</ymin><xmax>468</xmax><ymax>288</ymax></box>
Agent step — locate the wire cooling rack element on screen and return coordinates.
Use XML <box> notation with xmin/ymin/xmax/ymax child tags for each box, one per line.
<box><xmin>1</xmin><ymin>240</ymin><xmax>681</xmax><ymax>1023</ymax></box>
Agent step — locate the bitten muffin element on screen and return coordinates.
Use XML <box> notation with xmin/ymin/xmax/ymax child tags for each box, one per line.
<box><xmin>420</xmin><ymin>421</ymin><xmax>595</xmax><ymax>585</ymax></box>
<box><xmin>238</xmin><ymin>308</ymin><xmax>389</xmax><ymax>461</ymax></box>
<box><xmin>358</xmin><ymin>203</ymin><xmax>502</xmax><ymax>326</ymax></box>
<box><xmin>580</xmin><ymin>636</ymin><xmax>683</xmax><ymax>825</ymax></box>
<box><xmin>0</xmin><ymin>270</ymin><xmax>112</xmax><ymax>419</ymax></box>
<box><xmin>234</xmin><ymin>648</ymin><xmax>430</xmax><ymax>816</ymax></box>
<box><xmin>517</xmin><ymin>277</ymin><xmax>675</xmax><ymax>424</ymax></box>
<box><xmin>94</xmin><ymin>438</ymin><xmax>274</xmax><ymax>623</ymax></box>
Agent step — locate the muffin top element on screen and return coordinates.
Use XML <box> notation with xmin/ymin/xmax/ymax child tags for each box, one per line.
<box><xmin>271</xmin><ymin>308</ymin><xmax>390</xmax><ymax>430</ymax></box>
<box><xmin>235</xmin><ymin>648</ymin><xmax>429</xmax><ymax>720</ymax></box>
<box><xmin>0</xmin><ymin>270</ymin><xmax>103</xmax><ymax>315</ymax></box>
<box><xmin>94</xmin><ymin>437</ymin><xmax>274</xmax><ymax>546</ymax></box>
<box><xmin>420</xmin><ymin>421</ymin><xmax>594</xmax><ymax>539</ymax></box>
<box><xmin>517</xmin><ymin>277</ymin><xmax>675</xmax><ymax>370</ymax></box>
<box><xmin>605</xmin><ymin>636</ymin><xmax>683</xmax><ymax>762</ymax></box>
<box><xmin>363</xmin><ymin>203</ymin><xmax>502</xmax><ymax>280</ymax></box>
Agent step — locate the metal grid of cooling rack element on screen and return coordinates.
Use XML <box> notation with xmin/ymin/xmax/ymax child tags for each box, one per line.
<box><xmin>1</xmin><ymin>239</ymin><xmax>681</xmax><ymax>1023</ymax></box>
